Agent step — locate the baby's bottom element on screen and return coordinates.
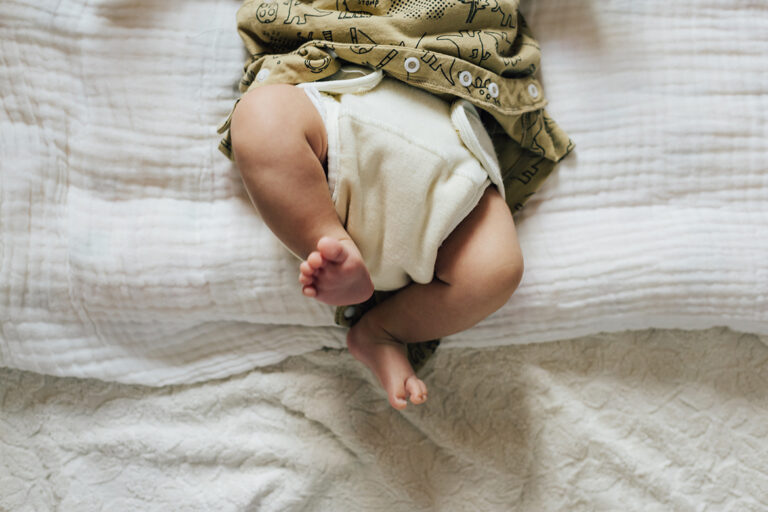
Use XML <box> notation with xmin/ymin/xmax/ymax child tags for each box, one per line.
<box><xmin>230</xmin><ymin>84</ymin><xmax>523</xmax><ymax>410</ymax></box>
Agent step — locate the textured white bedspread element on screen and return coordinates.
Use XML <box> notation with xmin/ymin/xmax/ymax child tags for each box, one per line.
<box><xmin>1</xmin><ymin>0</ymin><xmax>767</xmax><ymax>386</ymax></box>
<box><xmin>2</xmin><ymin>328</ymin><xmax>767</xmax><ymax>511</ymax></box>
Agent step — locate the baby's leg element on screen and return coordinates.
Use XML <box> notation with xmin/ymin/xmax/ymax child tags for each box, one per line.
<box><xmin>347</xmin><ymin>186</ymin><xmax>523</xmax><ymax>409</ymax></box>
<box><xmin>230</xmin><ymin>85</ymin><xmax>373</xmax><ymax>306</ymax></box>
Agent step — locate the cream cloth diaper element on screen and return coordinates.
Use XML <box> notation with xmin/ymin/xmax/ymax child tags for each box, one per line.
<box><xmin>298</xmin><ymin>66</ymin><xmax>504</xmax><ymax>291</ymax></box>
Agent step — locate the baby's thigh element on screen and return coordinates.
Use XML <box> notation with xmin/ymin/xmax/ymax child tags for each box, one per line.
<box><xmin>434</xmin><ymin>187</ymin><xmax>523</xmax><ymax>297</ymax></box>
<box><xmin>229</xmin><ymin>84</ymin><xmax>327</xmax><ymax>168</ymax></box>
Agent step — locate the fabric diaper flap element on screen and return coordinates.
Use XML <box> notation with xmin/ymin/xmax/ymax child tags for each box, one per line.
<box><xmin>450</xmin><ymin>100</ymin><xmax>505</xmax><ymax>197</ymax></box>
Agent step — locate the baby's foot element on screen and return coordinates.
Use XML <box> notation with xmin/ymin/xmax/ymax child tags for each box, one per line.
<box><xmin>346</xmin><ymin>317</ymin><xmax>428</xmax><ymax>410</ymax></box>
<box><xmin>298</xmin><ymin>236</ymin><xmax>374</xmax><ymax>306</ymax></box>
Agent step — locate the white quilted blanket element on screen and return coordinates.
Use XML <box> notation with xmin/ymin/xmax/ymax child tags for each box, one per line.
<box><xmin>1</xmin><ymin>0</ymin><xmax>767</xmax><ymax>387</ymax></box>
<box><xmin>2</xmin><ymin>328</ymin><xmax>768</xmax><ymax>510</ymax></box>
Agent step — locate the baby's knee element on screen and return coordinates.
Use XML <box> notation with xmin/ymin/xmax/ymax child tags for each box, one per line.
<box><xmin>480</xmin><ymin>250</ymin><xmax>524</xmax><ymax>304</ymax></box>
<box><xmin>495</xmin><ymin>251</ymin><xmax>524</xmax><ymax>299</ymax></box>
<box><xmin>230</xmin><ymin>84</ymin><xmax>326</xmax><ymax>166</ymax></box>
<box><xmin>230</xmin><ymin>85</ymin><xmax>294</xmax><ymax>163</ymax></box>
<box><xmin>455</xmin><ymin>247</ymin><xmax>523</xmax><ymax>309</ymax></box>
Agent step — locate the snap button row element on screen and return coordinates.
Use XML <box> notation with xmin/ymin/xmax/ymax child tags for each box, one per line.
<box><xmin>402</xmin><ymin>63</ymin><xmax>533</xmax><ymax>101</ymax></box>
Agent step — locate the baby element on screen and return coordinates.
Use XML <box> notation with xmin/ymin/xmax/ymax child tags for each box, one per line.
<box><xmin>221</xmin><ymin>0</ymin><xmax>572</xmax><ymax>410</ymax></box>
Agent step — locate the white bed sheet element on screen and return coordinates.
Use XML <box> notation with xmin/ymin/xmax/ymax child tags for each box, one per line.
<box><xmin>1</xmin><ymin>1</ymin><xmax>767</xmax><ymax>386</ymax></box>
<box><xmin>2</xmin><ymin>327</ymin><xmax>767</xmax><ymax>511</ymax></box>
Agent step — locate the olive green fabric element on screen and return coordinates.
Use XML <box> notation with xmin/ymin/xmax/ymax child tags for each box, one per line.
<box><xmin>218</xmin><ymin>0</ymin><xmax>573</xmax><ymax>212</ymax></box>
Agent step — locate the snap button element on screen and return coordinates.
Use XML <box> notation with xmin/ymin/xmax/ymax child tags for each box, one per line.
<box><xmin>488</xmin><ymin>82</ymin><xmax>499</xmax><ymax>98</ymax></box>
<box><xmin>256</xmin><ymin>69</ymin><xmax>270</xmax><ymax>82</ymax></box>
<box><xmin>343</xmin><ymin>307</ymin><xmax>356</xmax><ymax>319</ymax></box>
<box><xmin>527</xmin><ymin>83</ymin><xmax>539</xmax><ymax>99</ymax></box>
<box><xmin>403</xmin><ymin>57</ymin><xmax>420</xmax><ymax>73</ymax></box>
<box><xmin>459</xmin><ymin>71</ymin><xmax>472</xmax><ymax>86</ymax></box>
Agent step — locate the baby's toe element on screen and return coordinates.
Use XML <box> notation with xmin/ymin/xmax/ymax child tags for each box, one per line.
<box><xmin>406</xmin><ymin>376</ymin><xmax>427</xmax><ymax>405</ymax></box>
<box><xmin>307</xmin><ymin>251</ymin><xmax>324</xmax><ymax>269</ymax></box>
<box><xmin>299</xmin><ymin>261</ymin><xmax>315</xmax><ymax>276</ymax></box>
<box><xmin>302</xmin><ymin>285</ymin><xmax>317</xmax><ymax>297</ymax></box>
<box><xmin>388</xmin><ymin>387</ymin><xmax>409</xmax><ymax>410</ymax></box>
<box><xmin>299</xmin><ymin>272</ymin><xmax>313</xmax><ymax>285</ymax></box>
<box><xmin>317</xmin><ymin>237</ymin><xmax>346</xmax><ymax>263</ymax></box>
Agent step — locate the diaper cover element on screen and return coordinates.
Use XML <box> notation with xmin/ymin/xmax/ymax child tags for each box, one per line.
<box><xmin>298</xmin><ymin>66</ymin><xmax>504</xmax><ymax>291</ymax></box>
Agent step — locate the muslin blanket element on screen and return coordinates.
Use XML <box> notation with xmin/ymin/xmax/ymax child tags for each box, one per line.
<box><xmin>1</xmin><ymin>0</ymin><xmax>767</xmax><ymax>386</ymax></box>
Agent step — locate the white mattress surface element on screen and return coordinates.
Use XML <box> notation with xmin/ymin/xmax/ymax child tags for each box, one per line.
<box><xmin>1</xmin><ymin>0</ymin><xmax>767</xmax><ymax>384</ymax></box>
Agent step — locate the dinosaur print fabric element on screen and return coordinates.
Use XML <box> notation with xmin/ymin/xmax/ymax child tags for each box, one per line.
<box><xmin>219</xmin><ymin>0</ymin><xmax>573</xmax><ymax>211</ymax></box>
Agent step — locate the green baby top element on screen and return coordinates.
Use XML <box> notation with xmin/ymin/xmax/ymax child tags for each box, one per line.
<box><xmin>219</xmin><ymin>0</ymin><xmax>573</xmax><ymax>212</ymax></box>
